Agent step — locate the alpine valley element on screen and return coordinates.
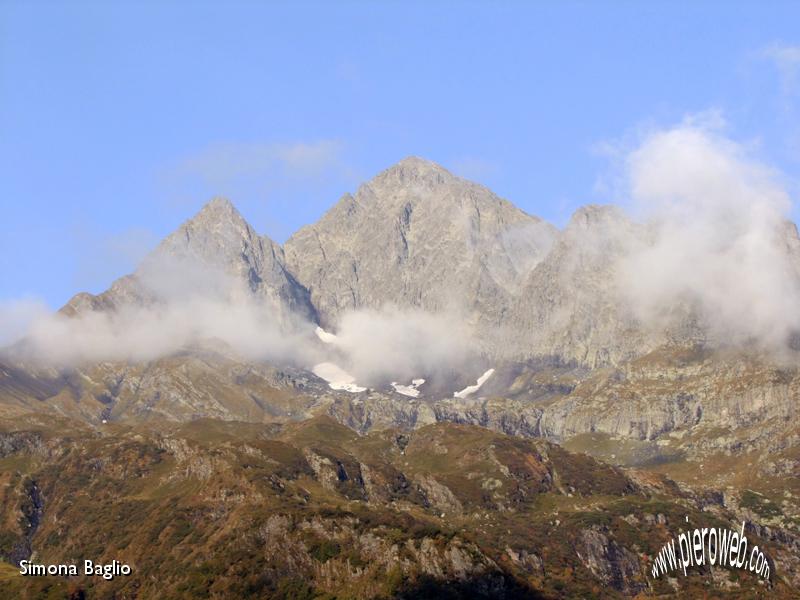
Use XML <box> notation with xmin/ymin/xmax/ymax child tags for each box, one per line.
<box><xmin>1</xmin><ymin>158</ymin><xmax>799</xmax><ymax>599</ymax></box>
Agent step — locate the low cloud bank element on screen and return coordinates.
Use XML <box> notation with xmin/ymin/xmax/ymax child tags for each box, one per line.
<box><xmin>3</xmin><ymin>119</ymin><xmax>800</xmax><ymax>369</ymax></box>
<box><xmin>617</xmin><ymin>119</ymin><xmax>800</xmax><ymax>349</ymax></box>
<box><xmin>0</xmin><ymin>290</ymin><xmax>472</xmax><ymax>386</ymax></box>
<box><xmin>18</xmin><ymin>299</ymin><xmax>309</xmax><ymax>365</ymax></box>
<box><xmin>327</xmin><ymin>307</ymin><xmax>471</xmax><ymax>385</ymax></box>
<box><xmin>0</xmin><ymin>298</ymin><xmax>50</xmax><ymax>348</ymax></box>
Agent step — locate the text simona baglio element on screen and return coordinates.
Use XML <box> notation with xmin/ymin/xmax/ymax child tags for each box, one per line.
<box><xmin>19</xmin><ymin>560</ymin><xmax>131</xmax><ymax>580</ymax></box>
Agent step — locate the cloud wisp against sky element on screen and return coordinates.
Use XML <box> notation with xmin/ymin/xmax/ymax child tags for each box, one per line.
<box><xmin>167</xmin><ymin>140</ymin><xmax>347</xmax><ymax>187</ymax></box>
<box><xmin>617</xmin><ymin>118</ymin><xmax>800</xmax><ymax>350</ymax></box>
<box><xmin>5</xmin><ymin>3</ymin><xmax>800</xmax><ymax>307</ymax></box>
<box><xmin>0</xmin><ymin>247</ymin><xmax>475</xmax><ymax>387</ymax></box>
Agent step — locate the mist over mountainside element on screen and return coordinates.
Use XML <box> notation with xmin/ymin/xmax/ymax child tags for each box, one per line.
<box><xmin>7</xmin><ymin>1</ymin><xmax>800</xmax><ymax>596</ymax></box>
<box><xmin>284</xmin><ymin>157</ymin><xmax>558</xmax><ymax>336</ymax></box>
<box><xmin>0</xmin><ymin>126</ymin><xmax>798</xmax><ymax>459</ymax></box>
<box><xmin>2</xmin><ymin>122</ymin><xmax>800</xmax><ymax>406</ymax></box>
<box><xmin>63</xmin><ymin>197</ymin><xmax>316</xmax><ymax>327</ymax></box>
<box><xmin>9</xmin><ymin>123</ymin><xmax>800</xmax><ymax>373</ymax></box>
<box><xmin>2</xmin><ymin>126</ymin><xmax>800</xmax><ymax>598</ymax></box>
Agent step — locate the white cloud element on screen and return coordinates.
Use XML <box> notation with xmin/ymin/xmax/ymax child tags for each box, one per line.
<box><xmin>19</xmin><ymin>297</ymin><xmax>315</xmax><ymax>366</ymax></box>
<box><xmin>449</xmin><ymin>157</ymin><xmax>499</xmax><ymax>182</ymax></box>
<box><xmin>615</xmin><ymin>117</ymin><xmax>800</xmax><ymax>350</ymax></box>
<box><xmin>73</xmin><ymin>227</ymin><xmax>158</xmax><ymax>293</ymax></box>
<box><xmin>168</xmin><ymin>140</ymin><xmax>346</xmax><ymax>187</ymax></box>
<box><xmin>330</xmin><ymin>307</ymin><xmax>472</xmax><ymax>385</ymax></box>
<box><xmin>160</xmin><ymin>139</ymin><xmax>356</xmax><ymax>242</ymax></box>
<box><xmin>761</xmin><ymin>43</ymin><xmax>800</xmax><ymax>103</ymax></box>
<box><xmin>761</xmin><ymin>43</ymin><xmax>800</xmax><ymax>160</ymax></box>
<box><xmin>762</xmin><ymin>43</ymin><xmax>800</xmax><ymax>73</ymax></box>
<box><xmin>5</xmin><ymin>297</ymin><xmax>475</xmax><ymax>384</ymax></box>
<box><xmin>0</xmin><ymin>298</ymin><xmax>50</xmax><ymax>347</ymax></box>
<box><xmin>1</xmin><ymin>250</ymin><xmax>476</xmax><ymax>383</ymax></box>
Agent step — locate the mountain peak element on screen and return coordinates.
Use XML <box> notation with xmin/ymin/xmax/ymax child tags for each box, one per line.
<box><xmin>189</xmin><ymin>197</ymin><xmax>247</xmax><ymax>228</ymax></box>
<box><xmin>285</xmin><ymin>155</ymin><xmax>555</xmax><ymax>332</ymax></box>
<box><xmin>566</xmin><ymin>204</ymin><xmax>627</xmax><ymax>230</ymax></box>
<box><xmin>62</xmin><ymin>193</ymin><xmax>316</xmax><ymax>325</ymax></box>
<box><xmin>374</xmin><ymin>156</ymin><xmax>454</xmax><ymax>187</ymax></box>
<box><xmin>395</xmin><ymin>155</ymin><xmax>446</xmax><ymax>170</ymax></box>
<box><xmin>201</xmin><ymin>196</ymin><xmax>234</xmax><ymax>210</ymax></box>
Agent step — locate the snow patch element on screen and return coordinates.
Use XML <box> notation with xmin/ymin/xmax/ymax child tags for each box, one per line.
<box><xmin>391</xmin><ymin>378</ymin><xmax>426</xmax><ymax>398</ymax></box>
<box><xmin>312</xmin><ymin>362</ymin><xmax>366</xmax><ymax>393</ymax></box>
<box><xmin>315</xmin><ymin>326</ymin><xmax>339</xmax><ymax>344</ymax></box>
<box><xmin>454</xmin><ymin>368</ymin><xmax>494</xmax><ymax>398</ymax></box>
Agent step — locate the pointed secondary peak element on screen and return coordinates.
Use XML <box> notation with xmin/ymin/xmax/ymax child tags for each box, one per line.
<box><xmin>567</xmin><ymin>204</ymin><xmax>628</xmax><ymax>230</ymax></box>
<box><xmin>193</xmin><ymin>196</ymin><xmax>243</xmax><ymax>222</ymax></box>
<box><xmin>149</xmin><ymin>196</ymin><xmax>259</xmax><ymax>264</ymax></box>
<box><xmin>179</xmin><ymin>197</ymin><xmax>257</xmax><ymax>238</ymax></box>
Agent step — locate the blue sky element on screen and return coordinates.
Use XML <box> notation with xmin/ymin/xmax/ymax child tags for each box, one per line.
<box><xmin>2</xmin><ymin>1</ymin><xmax>800</xmax><ymax>307</ymax></box>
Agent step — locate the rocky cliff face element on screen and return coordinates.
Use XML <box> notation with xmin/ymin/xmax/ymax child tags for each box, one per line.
<box><xmin>62</xmin><ymin>198</ymin><xmax>316</xmax><ymax>330</ymax></box>
<box><xmin>55</xmin><ymin>158</ymin><xmax>800</xmax><ymax>369</ymax></box>
<box><xmin>497</xmin><ymin>205</ymin><xmax>659</xmax><ymax>366</ymax></box>
<box><xmin>0</xmin><ymin>415</ymin><xmax>796</xmax><ymax>599</ymax></box>
<box><xmin>3</xmin><ymin>157</ymin><xmax>800</xmax><ymax>597</ymax></box>
<box><xmin>4</xmin><ymin>157</ymin><xmax>799</xmax><ymax>467</ymax></box>
<box><xmin>282</xmin><ymin>159</ymin><xmax>721</xmax><ymax>366</ymax></box>
<box><xmin>284</xmin><ymin>157</ymin><xmax>557</xmax><ymax>336</ymax></box>
<box><xmin>45</xmin><ymin>156</ymin><xmax>800</xmax><ymax>373</ymax></box>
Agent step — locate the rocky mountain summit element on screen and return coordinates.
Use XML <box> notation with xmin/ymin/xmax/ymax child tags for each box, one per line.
<box><xmin>62</xmin><ymin>197</ymin><xmax>316</xmax><ymax>330</ymax></box>
<box><xmin>54</xmin><ymin>157</ymin><xmax>800</xmax><ymax>368</ymax></box>
<box><xmin>284</xmin><ymin>157</ymin><xmax>558</xmax><ymax>339</ymax></box>
<box><xmin>3</xmin><ymin>157</ymin><xmax>799</xmax><ymax>451</ymax></box>
<box><xmin>3</xmin><ymin>156</ymin><xmax>799</xmax><ymax>457</ymax></box>
<box><xmin>2</xmin><ymin>156</ymin><xmax>800</xmax><ymax>597</ymax></box>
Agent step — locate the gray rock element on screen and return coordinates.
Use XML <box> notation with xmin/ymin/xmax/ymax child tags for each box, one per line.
<box><xmin>62</xmin><ymin>197</ymin><xmax>316</xmax><ymax>330</ymax></box>
<box><xmin>284</xmin><ymin>157</ymin><xmax>557</xmax><ymax>339</ymax></box>
<box><xmin>576</xmin><ymin>527</ymin><xmax>645</xmax><ymax>594</ymax></box>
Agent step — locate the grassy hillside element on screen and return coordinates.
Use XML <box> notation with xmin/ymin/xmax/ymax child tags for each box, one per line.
<box><xmin>0</xmin><ymin>414</ymin><xmax>794</xmax><ymax>598</ymax></box>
